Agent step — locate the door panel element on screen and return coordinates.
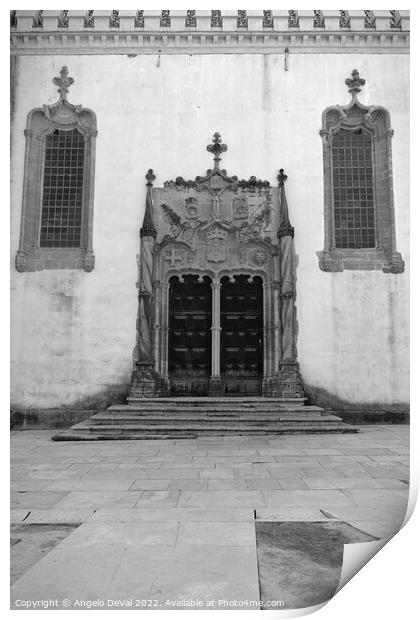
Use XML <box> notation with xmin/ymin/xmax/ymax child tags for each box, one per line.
<box><xmin>168</xmin><ymin>275</ymin><xmax>212</xmax><ymax>396</ymax></box>
<box><xmin>220</xmin><ymin>275</ymin><xmax>263</xmax><ymax>396</ymax></box>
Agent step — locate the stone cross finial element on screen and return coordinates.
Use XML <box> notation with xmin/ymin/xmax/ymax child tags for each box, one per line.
<box><xmin>206</xmin><ymin>132</ymin><xmax>227</xmax><ymax>169</ymax></box>
<box><xmin>345</xmin><ymin>69</ymin><xmax>366</xmax><ymax>95</ymax></box>
<box><xmin>52</xmin><ymin>66</ymin><xmax>74</xmax><ymax>101</ymax></box>
<box><xmin>146</xmin><ymin>169</ymin><xmax>156</xmax><ymax>186</ymax></box>
<box><xmin>278</xmin><ymin>169</ymin><xmax>288</xmax><ymax>186</ymax></box>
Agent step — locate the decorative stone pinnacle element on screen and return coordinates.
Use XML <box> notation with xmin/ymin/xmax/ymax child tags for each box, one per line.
<box><xmin>52</xmin><ymin>66</ymin><xmax>74</xmax><ymax>101</ymax></box>
<box><xmin>206</xmin><ymin>132</ymin><xmax>227</xmax><ymax>169</ymax></box>
<box><xmin>345</xmin><ymin>69</ymin><xmax>366</xmax><ymax>95</ymax></box>
<box><xmin>278</xmin><ymin>169</ymin><xmax>288</xmax><ymax>186</ymax></box>
<box><xmin>146</xmin><ymin>169</ymin><xmax>156</xmax><ymax>186</ymax></box>
<box><xmin>141</xmin><ymin>169</ymin><xmax>157</xmax><ymax>238</ymax></box>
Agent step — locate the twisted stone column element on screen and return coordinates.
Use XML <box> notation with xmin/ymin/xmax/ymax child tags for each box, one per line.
<box><xmin>276</xmin><ymin>169</ymin><xmax>306</xmax><ymax>400</ymax></box>
<box><xmin>130</xmin><ymin>170</ymin><xmax>162</xmax><ymax>398</ymax></box>
<box><xmin>138</xmin><ymin>236</ymin><xmax>154</xmax><ymax>363</ymax></box>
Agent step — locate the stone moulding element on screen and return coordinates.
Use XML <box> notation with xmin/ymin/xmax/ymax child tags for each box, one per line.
<box><xmin>317</xmin><ymin>69</ymin><xmax>405</xmax><ymax>275</ymax></box>
<box><xmin>15</xmin><ymin>66</ymin><xmax>97</xmax><ymax>273</ymax></box>
<box><xmin>11</xmin><ymin>10</ymin><xmax>409</xmax><ymax>55</ymax></box>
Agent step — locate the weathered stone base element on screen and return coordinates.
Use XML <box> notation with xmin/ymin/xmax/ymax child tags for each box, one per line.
<box><xmin>129</xmin><ymin>363</ymin><xmax>165</xmax><ymax>398</ymax></box>
<box><xmin>208</xmin><ymin>377</ymin><xmax>223</xmax><ymax>397</ymax></box>
<box><xmin>275</xmin><ymin>360</ymin><xmax>306</xmax><ymax>399</ymax></box>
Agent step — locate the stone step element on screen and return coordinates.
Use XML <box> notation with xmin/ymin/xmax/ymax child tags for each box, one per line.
<box><xmin>53</xmin><ymin>422</ymin><xmax>358</xmax><ymax>441</ymax></box>
<box><xmin>126</xmin><ymin>397</ymin><xmax>307</xmax><ymax>407</ymax></box>
<box><xmin>95</xmin><ymin>407</ymin><xmax>327</xmax><ymax>416</ymax></box>
<box><xmin>51</xmin><ymin>397</ymin><xmax>358</xmax><ymax>441</ymax></box>
<box><xmin>71</xmin><ymin>420</ymin><xmax>348</xmax><ymax>431</ymax></box>
<box><xmin>86</xmin><ymin>412</ymin><xmax>334</xmax><ymax>424</ymax></box>
<box><xmin>110</xmin><ymin>405</ymin><xmax>322</xmax><ymax>413</ymax></box>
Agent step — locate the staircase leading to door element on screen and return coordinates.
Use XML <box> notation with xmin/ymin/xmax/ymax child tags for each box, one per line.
<box><xmin>52</xmin><ymin>397</ymin><xmax>357</xmax><ymax>440</ymax></box>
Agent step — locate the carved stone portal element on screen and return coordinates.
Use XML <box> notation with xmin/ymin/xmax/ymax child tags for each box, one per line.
<box><xmin>131</xmin><ymin>133</ymin><xmax>306</xmax><ymax>399</ymax></box>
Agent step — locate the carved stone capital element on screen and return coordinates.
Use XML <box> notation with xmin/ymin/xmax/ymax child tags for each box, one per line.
<box><xmin>140</xmin><ymin>225</ymin><xmax>158</xmax><ymax>239</ymax></box>
<box><xmin>280</xmin><ymin>290</ymin><xmax>294</xmax><ymax>300</ymax></box>
<box><xmin>278</xmin><ymin>224</ymin><xmax>295</xmax><ymax>239</ymax></box>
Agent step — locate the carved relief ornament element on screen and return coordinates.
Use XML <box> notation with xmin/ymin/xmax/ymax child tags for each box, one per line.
<box><xmin>206</xmin><ymin>226</ymin><xmax>229</xmax><ymax>263</ymax></box>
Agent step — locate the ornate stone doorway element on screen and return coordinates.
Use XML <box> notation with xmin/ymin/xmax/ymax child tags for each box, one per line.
<box><xmin>130</xmin><ymin>133</ymin><xmax>307</xmax><ymax>402</ymax></box>
<box><xmin>220</xmin><ymin>275</ymin><xmax>263</xmax><ymax>396</ymax></box>
<box><xmin>168</xmin><ymin>274</ymin><xmax>212</xmax><ymax>396</ymax></box>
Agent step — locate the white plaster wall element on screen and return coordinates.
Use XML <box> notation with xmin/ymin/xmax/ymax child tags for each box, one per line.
<box><xmin>10</xmin><ymin>52</ymin><xmax>409</xmax><ymax>408</ymax></box>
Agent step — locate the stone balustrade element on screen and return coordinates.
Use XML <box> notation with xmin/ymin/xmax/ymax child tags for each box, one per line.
<box><xmin>10</xmin><ymin>10</ymin><xmax>410</xmax><ymax>55</ymax></box>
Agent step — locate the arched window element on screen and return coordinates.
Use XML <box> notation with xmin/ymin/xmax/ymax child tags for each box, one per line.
<box><xmin>317</xmin><ymin>69</ymin><xmax>404</xmax><ymax>273</ymax></box>
<box><xmin>15</xmin><ymin>66</ymin><xmax>97</xmax><ymax>272</ymax></box>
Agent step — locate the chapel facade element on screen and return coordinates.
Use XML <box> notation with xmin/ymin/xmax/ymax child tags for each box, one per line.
<box><xmin>10</xmin><ymin>11</ymin><xmax>410</xmax><ymax>426</ymax></box>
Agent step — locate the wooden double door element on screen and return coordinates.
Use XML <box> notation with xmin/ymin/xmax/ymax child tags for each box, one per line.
<box><xmin>168</xmin><ymin>274</ymin><xmax>263</xmax><ymax>396</ymax></box>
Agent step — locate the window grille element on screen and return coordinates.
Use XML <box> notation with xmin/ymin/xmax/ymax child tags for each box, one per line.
<box><xmin>40</xmin><ymin>129</ymin><xmax>85</xmax><ymax>248</ymax></box>
<box><xmin>332</xmin><ymin>129</ymin><xmax>375</xmax><ymax>249</ymax></box>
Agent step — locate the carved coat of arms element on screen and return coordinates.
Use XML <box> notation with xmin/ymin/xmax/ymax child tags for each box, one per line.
<box><xmin>206</xmin><ymin>227</ymin><xmax>229</xmax><ymax>262</ymax></box>
<box><xmin>233</xmin><ymin>196</ymin><xmax>248</xmax><ymax>221</ymax></box>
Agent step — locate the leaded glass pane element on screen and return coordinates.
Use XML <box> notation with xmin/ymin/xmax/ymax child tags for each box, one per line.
<box><xmin>332</xmin><ymin>129</ymin><xmax>376</xmax><ymax>249</ymax></box>
<box><xmin>40</xmin><ymin>128</ymin><xmax>85</xmax><ymax>248</ymax></box>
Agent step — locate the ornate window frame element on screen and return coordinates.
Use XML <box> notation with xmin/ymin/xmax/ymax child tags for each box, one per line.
<box><xmin>15</xmin><ymin>66</ymin><xmax>97</xmax><ymax>272</ymax></box>
<box><xmin>317</xmin><ymin>70</ymin><xmax>404</xmax><ymax>273</ymax></box>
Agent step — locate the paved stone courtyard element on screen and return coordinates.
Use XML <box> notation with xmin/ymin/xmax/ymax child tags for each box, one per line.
<box><xmin>10</xmin><ymin>426</ymin><xmax>409</xmax><ymax>610</ymax></box>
